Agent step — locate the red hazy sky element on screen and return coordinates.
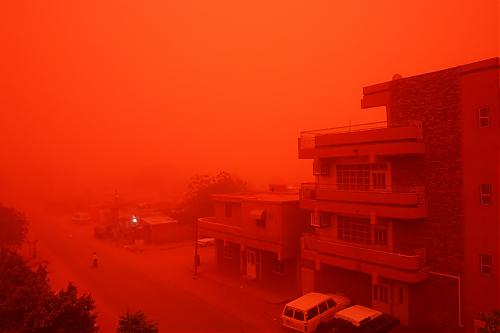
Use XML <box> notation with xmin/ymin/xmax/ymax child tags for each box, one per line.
<box><xmin>1</xmin><ymin>0</ymin><xmax>499</xmax><ymax>208</ymax></box>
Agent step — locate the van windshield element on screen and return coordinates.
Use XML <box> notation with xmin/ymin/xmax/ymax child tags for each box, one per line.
<box><xmin>284</xmin><ymin>306</ymin><xmax>294</xmax><ymax>318</ymax></box>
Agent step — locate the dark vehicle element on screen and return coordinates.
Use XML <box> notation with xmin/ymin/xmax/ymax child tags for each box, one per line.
<box><xmin>330</xmin><ymin>305</ymin><xmax>400</xmax><ymax>333</ymax></box>
<box><xmin>94</xmin><ymin>225</ymin><xmax>113</xmax><ymax>239</ymax></box>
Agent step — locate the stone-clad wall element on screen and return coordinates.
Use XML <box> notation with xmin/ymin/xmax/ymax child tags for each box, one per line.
<box><xmin>389</xmin><ymin>68</ymin><xmax>464</xmax><ymax>275</ymax></box>
<box><xmin>388</xmin><ymin>68</ymin><xmax>464</xmax><ymax>330</ymax></box>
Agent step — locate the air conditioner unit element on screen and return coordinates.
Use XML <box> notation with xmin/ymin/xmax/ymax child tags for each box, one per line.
<box><xmin>311</xmin><ymin>210</ymin><xmax>331</xmax><ymax>228</ymax></box>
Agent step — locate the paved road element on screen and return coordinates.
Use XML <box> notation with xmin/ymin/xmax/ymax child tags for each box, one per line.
<box><xmin>29</xmin><ymin>213</ymin><xmax>283</xmax><ymax>332</ymax></box>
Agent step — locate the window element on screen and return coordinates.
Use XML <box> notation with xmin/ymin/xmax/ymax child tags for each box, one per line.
<box><xmin>373</xmin><ymin>284</ymin><xmax>389</xmax><ymax>303</ymax></box>
<box><xmin>251</xmin><ymin>209</ymin><xmax>266</xmax><ymax>228</ymax></box>
<box><xmin>337</xmin><ymin>164</ymin><xmax>370</xmax><ymax>190</ymax></box>
<box><xmin>311</xmin><ymin>211</ymin><xmax>331</xmax><ymax>228</ymax></box>
<box><xmin>318</xmin><ymin>301</ymin><xmax>328</xmax><ymax>314</ymax></box>
<box><xmin>338</xmin><ymin>216</ymin><xmax>390</xmax><ymax>247</ymax></box>
<box><xmin>337</xmin><ymin>216</ymin><xmax>371</xmax><ymax>244</ymax></box>
<box><xmin>225</xmin><ymin>203</ymin><xmax>232</xmax><ymax>218</ymax></box>
<box><xmin>479</xmin><ymin>107</ymin><xmax>490</xmax><ymax>128</ymax></box>
<box><xmin>326</xmin><ymin>298</ymin><xmax>336</xmax><ymax>309</ymax></box>
<box><xmin>313</xmin><ymin>158</ymin><xmax>329</xmax><ymax>175</ymax></box>
<box><xmin>256</xmin><ymin>218</ymin><xmax>266</xmax><ymax>228</ymax></box>
<box><xmin>480</xmin><ymin>184</ymin><xmax>492</xmax><ymax>206</ymax></box>
<box><xmin>307</xmin><ymin>307</ymin><xmax>319</xmax><ymax>320</ymax></box>
<box><xmin>223</xmin><ymin>244</ymin><xmax>234</xmax><ymax>259</ymax></box>
<box><xmin>373</xmin><ymin>226</ymin><xmax>388</xmax><ymax>246</ymax></box>
<box><xmin>272</xmin><ymin>254</ymin><xmax>285</xmax><ymax>274</ymax></box>
<box><xmin>480</xmin><ymin>254</ymin><xmax>492</xmax><ymax>277</ymax></box>
<box><xmin>294</xmin><ymin>310</ymin><xmax>305</xmax><ymax>321</ymax></box>
<box><xmin>336</xmin><ymin>164</ymin><xmax>388</xmax><ymax>191</ymax></box>
<box><xmin>284</xmin><ymin>307</ymin><xmax>294</xmax><ymax>318</ymax></box>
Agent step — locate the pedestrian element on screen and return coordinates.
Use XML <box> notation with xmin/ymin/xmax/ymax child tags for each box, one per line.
<box><xmin>92</xmin><ymin>252</ymin><xmax>98</xmax><ymax>268</ymax></box>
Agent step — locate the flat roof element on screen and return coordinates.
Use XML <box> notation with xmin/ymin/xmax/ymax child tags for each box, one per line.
<box><xmin>286</xmin><ymin>293</ymin><xmax>331</xmax><ymax>310</ymax></box>
<box><xmin>363</xmin><ymin>57</ymin><xmax>500</xmax><ymax>94</ymax></box>
<box><xmin>141</xmin><ymin>216</ymin><xmax>178</xmax><ymax>225</ymax></box>
<box><xmin>334</xmin><ymin>305</ymin><xmax>382</xmax><ymax>326</ymax></box>
<box><xmin>212</xmin><ymin>191</ymin><xmax>299</xmax><ymax>203</ymax></box>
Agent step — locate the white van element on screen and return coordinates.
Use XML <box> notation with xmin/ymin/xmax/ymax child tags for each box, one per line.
<box><xmin>281</xmin><ymin>292</ymin><xmax>350</xmax><ymax>332</ymax></box>
<box><xmin>331</xmin><ymin>305</ymin><xmax>400</xmax><ymax>332</ymax></box>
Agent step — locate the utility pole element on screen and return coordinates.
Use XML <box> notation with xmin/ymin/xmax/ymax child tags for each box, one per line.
<box><xmin>193</xmin><ymin>218</ymin><xmax>199</xmax><ymax>278</ymax></box>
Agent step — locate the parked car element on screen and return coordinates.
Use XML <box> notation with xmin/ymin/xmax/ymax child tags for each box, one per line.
<box><xmin>93</xmin><ymin>225</ymin><xmax>113</xmax><ymax>239</ymax></box>
<box><xmin>281</xmin><ymin>292</ymin><xmax>351</xmax><ymax>332</ymax></box>
<box><xmin>71</xmin><ymin>212</ymin><xmax>91</xmax><ymax>224</ymax></box>
<box><xmin>330</xmin><ymin>305</ymin><xmax>400</xmax><ymax>333</ymax></box>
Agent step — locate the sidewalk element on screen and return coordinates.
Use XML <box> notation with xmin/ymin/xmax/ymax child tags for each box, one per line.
<box><xmin>193</xmin><ymin>246</ymin><xmax>301</xmax><ymax>305</ymax></box>
<box><xmin>200</xmin><ymin>271</ymin><xmax>301</xmax><ymax>304</ymax></box>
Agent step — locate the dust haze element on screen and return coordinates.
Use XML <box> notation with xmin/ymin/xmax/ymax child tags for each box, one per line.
<box><xmin>1</xmin><ymin>0</ymin><xmax>499</xmax><ymax>210</ymax></box>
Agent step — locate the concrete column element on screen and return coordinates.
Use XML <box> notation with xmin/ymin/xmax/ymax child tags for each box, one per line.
<box><xmin>240</xmin><ymin>244</ymin><xmax>245</xmax><ymax>276</ymax></box>
<box><xmin>301</xmin><ymin>267</ymin><xmax>316</xmax><ymax>294</ymax></box>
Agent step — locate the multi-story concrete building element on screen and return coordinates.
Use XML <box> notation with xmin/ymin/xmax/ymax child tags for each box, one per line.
<box><xmin>298</xmin><ymin>58</ymin><xmax>499</xmax><ymax>332</ymax></box>
<box><xmin>198</xmin><ymin>185</ymin><xmax>308</xmax><ymax>290</ymax></box>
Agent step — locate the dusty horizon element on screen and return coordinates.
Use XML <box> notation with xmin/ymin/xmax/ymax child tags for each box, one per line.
<box><xmin>1</xmin><ymin>0</ymin><xmax>499</xmax><ymax>211</ymax></box>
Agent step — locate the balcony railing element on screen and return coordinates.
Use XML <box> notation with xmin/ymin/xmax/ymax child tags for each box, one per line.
<box><xmin>299</xmin><ymin>120</ymin><xmax>423</xmax><ymax>150</ymax></box>
<box><xmin>302</xmin><ymin>232</ymin><xmax>427</xmax><ymax>271</ymax></box>
<box><xmin>300</xmin><ymin>183</ymin><xmax>426</xmax><ymax>207</ymax></box>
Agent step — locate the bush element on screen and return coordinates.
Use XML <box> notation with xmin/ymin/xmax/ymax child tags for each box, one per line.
<box><xmin>117</xmin><ymin>310</ymin><xmax>158</xmax><ymax>333</ymax></box>
<box><xmin>0</xmin><ymin>249</ymin><xmax>97</xmax><ymax>333</ymax></box>
<box><xmin>0</xmin><ymin>203</ymin><xmax>28</xmax><ymax>247</ymax></box>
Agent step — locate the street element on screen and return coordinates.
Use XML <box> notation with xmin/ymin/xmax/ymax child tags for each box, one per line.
<box><xmin>29</xmin><ymin>213</ymin><xmax>285</xmax><ymax>332</ymax></box>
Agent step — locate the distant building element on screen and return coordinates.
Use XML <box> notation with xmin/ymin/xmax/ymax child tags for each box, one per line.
<box><xmin>297</xmin><ymin>58</ymin><xmax>500</xmax><ymax>332</ymax></box>
<box><xmin>141</xmin><ymin>215</ymin><xmax>179</xmax><ymax>244</ymax></box>
<box><xmin>198</xmin><ymin>185</ymin><xmax>308</xmax><ymax>290</ymax></box>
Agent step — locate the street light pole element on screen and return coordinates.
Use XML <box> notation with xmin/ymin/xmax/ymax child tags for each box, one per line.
<box><xmin>193</xmin><ymin>218</ymin><xmax>199</xmax><ymax>278</ymax></box>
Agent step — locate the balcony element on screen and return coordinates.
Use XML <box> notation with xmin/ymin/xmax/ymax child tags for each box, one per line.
<box><xmin>197</xmin><ymin>217</ymin><xmax>297</xmax><ymax>259</ymax></box>
<box><xmin>302</xmin><ymin>233</ymin><xmax>428</xmax><ymax>283</ymax></box>
<box><xmin>300</xmin><ymin>183</ymin><xmax>427</xmax><ymax>219</ymax></box>
<box><xmin>298</xmin><ymin>121</ymin><xmax>424</xmax><ymax>159</ymax></box>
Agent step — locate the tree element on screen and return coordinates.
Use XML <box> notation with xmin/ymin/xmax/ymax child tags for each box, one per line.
<box><xmin>479</xmin><ymin>310</ymin><xmax>500</xmax><ymax>333</ymax></box>
<box><xmin>0</xmin><ymin>249</ymin><xmax>98</xmax><ymax>333</ymax></box>
<box><xmin>0</xmin><ymin>248</ymin><xmax>51</xmax><ymax>332</ymax></box>
<box><xmin>0</xmin><ymin>203</ymin><xmax>28</xmax><ymax>247</ymax></box>
<box><xmin>117</xmin><ymin>310</ymin><xmax>159</xmax><ymax>333</ymax></box>
<box><xmin>25</xmin><ymin>283</ymin><xmax>98</xmax><ymax>333</ymax></box>
<box><xmin>173</xmin><ymin>171</ymin><xmax>247</xmax><ymax>223</ymax></box>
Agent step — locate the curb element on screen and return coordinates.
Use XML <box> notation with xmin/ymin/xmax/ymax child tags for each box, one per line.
<box><xmin>196</xmin><ymin>271</ymin><xmax>299</xmax><ymax>305</ymax></box>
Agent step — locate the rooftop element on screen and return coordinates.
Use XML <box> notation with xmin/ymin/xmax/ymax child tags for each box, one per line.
<box><xmin>363</xmin><ymin>57</ymin><xmax>500</xmax><ymax>97</ymax></box>
<box><xmin>334</xmin><ymin>305</ymin><xmax>382</xmax><ymax>326</ymax></box>
<box><xmin>141</xmin><ymin>215</ymin><xmax>178</xmax><ymax>225</ymax></box>
<box><xmin>285</xmin><ymin>292</ymin><xmax>331</xmax><ymax>310</ymax></box>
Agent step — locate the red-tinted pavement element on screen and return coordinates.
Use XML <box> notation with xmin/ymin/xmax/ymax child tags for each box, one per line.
<box><xmin>29</xmin><ymin>214</ymin><xmax>284</xmax><ymax>332</ymax></box>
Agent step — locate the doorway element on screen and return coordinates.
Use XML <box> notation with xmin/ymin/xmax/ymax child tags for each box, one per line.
<box><xmin>372</xmin><ymin>282</ymin><xmax>391</xmax><ymax>314</ymax></box>
<box><xmin>392</xmin><ymin>283</ymin><xmax>409</xmax><ymax>325</ymax></box>
<box><xmin>246</xmin><ymin>250</ymin><xmax>257</xmax><ymax>279</ymax></box>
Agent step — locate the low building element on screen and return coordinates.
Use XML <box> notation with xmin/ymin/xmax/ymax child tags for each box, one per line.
<box><xmin>141</xmin><ymin>215</ymin><xmax>181</xmax><ymax>244</ymax></box>
<box><xmin>198</xmin><ymin>186</ymin><xmax>309</xmax><ymax>290</ymax></box>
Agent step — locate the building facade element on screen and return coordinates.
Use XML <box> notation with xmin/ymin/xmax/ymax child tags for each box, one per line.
<box><xmin>298</xmin><ymin>58</ymin><xmax>500</xmax><ymax>332</ymax></box>
<box><xmin>198</xmin><ymin>186</ymin><xmax>309</xmax><ymax>290</ymax></box>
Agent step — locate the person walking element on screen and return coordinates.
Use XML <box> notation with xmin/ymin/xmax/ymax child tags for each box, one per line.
<box><xmin>92</xmin><ymin>252</ymin><xmax>98</xmax><ymax>268</ymax></box>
